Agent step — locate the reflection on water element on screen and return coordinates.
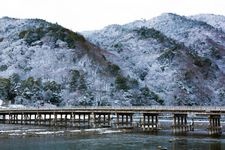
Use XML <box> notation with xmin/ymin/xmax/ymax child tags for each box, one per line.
<box><xmin>0</xmin><ymin>132</ymin><xmax>224</xmax><ymax>150</ymax></box>
<box><xmin>210</xmin><ymin>142</ymin><xmax>221</xmax><ymax>150</ymax></box>
<box><xmin>171</xmin><ymin>137</ymin><xmax>223</xmax><ymax>150</ymax></box>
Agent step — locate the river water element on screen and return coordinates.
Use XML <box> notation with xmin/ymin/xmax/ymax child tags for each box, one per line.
<box><xmin>0</xmin><ymin>129</ymin><xmax>225</xmax><ymax>150</ymax></box>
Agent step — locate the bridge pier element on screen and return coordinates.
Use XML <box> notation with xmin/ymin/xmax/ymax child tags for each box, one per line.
<box><xmin>116</xmin><ymin>113</ymin><xmax>133</xmax><ymax>128</ymax></box>
<box><xmin>172</xmin><ymin>114</ymin><xmax>189</xmax><ymax>134</ymax></box>
<box><xmin>208</xmin><ymin>115</ymin><xmax>222</xmax><ymax>136</ymax></box>
<box><xmin>12</xmin><ymin>114</ymin><xmax>17</xmax><ymax>124</ymax></box>
<box><xmin>93</xmin><ymin>112</ymin><xmax>111</xmax><ymax>128</ymax></box>
<box><xmin>0</xmin><ymin>114</ymin><xmax>6</xmax><ymax>123</ymax></box>
<box><xmin>21</xmin><ymin>113</ymin><xmax>24</xmax><ymax>124</ymax></box>
<box><xmin>23</xmin><ymin>114</ymin><xmax>28</xmax><ymax>124</ymax></box>
<box><xmin>142</xmin><ymin>113</ymin><xmax>159</xmax><ymax>131</ymax></box>
<box><xmin>37</xmin><ymin>113</ymin><xmax>42</xmax><ymax>125</ymax></box>
<box><xmin>48</xmin><ymin>114</ymin><xmax>52</xmax><ymax>126</ymax></box>
<box><xmin>70</xmin><ymin>112</ymin><xmax>91</xmax><ymax>128</ymax></box>
<box><xmin>34</xmin><ymin>113</ymin><xmax>38</xmax><ymax>125</ymax></box>
<box><xmin>8</xmin><ymin>114</ymin><xmax>12</xmax><ymax>124</ymax></box>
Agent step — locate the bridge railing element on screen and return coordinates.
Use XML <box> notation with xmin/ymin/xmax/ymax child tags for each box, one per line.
<box><xmin>1</xmin><ymin>106</ymin><xmax>225</xmax><ymax>113</ymax></box>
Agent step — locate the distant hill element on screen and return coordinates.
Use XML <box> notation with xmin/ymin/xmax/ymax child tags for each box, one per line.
<box><xmin>83</xmin><ymin>13</ymin><xmax>225</xmax><ymax>106</ymax></box>
<box><xmin>1</xmin><ymin>13</ymin><xmax>225</xmax><ymax>107</ymax></box>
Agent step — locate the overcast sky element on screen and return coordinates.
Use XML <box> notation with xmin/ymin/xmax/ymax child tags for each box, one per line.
<box><xmin>0</xmin><ymin>0</ymin><xmax>225</xmax><ymax>31</ymax></box>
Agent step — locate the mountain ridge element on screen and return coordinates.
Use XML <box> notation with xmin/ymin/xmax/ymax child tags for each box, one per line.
<box><xmin>1</xmin><ymin>13</ymin><xmax>225</xmax><ymax>107</ymax></box>
<box><xmin>84</xmin><ymin>13</ymin><xmax>225</xmax><ymax>106</ymax></box>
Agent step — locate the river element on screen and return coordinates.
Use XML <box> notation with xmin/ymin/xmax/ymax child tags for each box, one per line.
<box><xmin>0</xmin><ymin>127</ymin><xmax>224</xmax><ymax>150</ymax></box>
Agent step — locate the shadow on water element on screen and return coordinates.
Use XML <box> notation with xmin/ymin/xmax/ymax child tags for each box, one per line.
<box><xmin>172</xmin><ymin>138</ymin><xmax>188</xmax><ymax>150</ymax></box>
<box><xmin>169</xmin><ymin>134</ymin><xmax>223</xmax><ymax>150</ymax></box>
<box><xmin>170</xmin><ymin>138</ymin><xmax>223</xmax><ymax>150</ymax></box>
<box><xmin>210</xmin><ymin>141</ymin><xmax>221</xmax><ymax>150</ymax></box>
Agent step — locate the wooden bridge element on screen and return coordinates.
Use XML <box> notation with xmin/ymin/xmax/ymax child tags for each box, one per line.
<box><xmin>0</xmin><ymin>106</ymin><xmax>224</xmax><ymax>136</ymax></box>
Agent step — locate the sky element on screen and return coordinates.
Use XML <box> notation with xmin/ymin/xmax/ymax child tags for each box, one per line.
<box><xmin>0</xmin><ymin>0</ymin><xmax>225</xmax><ymax>31</ymax></box>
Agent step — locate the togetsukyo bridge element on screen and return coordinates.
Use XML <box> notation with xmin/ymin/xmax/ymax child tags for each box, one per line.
<box><xmin>0</xmin><ymin>106</ymin><xmax>224</xmax><ymax>136</ymax></box>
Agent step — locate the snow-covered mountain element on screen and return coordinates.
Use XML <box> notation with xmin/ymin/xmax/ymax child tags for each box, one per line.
<box><xmin>190</xmin><ymin>14</ymin><xmax>225</xmax><ymax>32</ymax></box>
<box><xmin>0</xmin><ymin>17</ymin><xmax>125</xmax><ymax>106</ymax></box>
<box><xmin>84</xmin><ymin>13</ymin><xmax>225</xmax><ymax>106</ymax></box>
<box><xmin>1</xmin><ymin>13</ymin><xmax>225</xmax><ymax>107</ymax></box>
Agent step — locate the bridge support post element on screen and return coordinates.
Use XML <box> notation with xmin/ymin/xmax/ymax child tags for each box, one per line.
<box><xmin>21</xmin><ymin>113</ymin><xmax>24</xmax><ymax>125</ymax></box>
<box><xmin>14</xmin><ymin>114</ymin><xmax>17</xmax><ymax>124</ymax></box>
<box><xmin>65</xmin><ymin>114</ymin><xmax>68</xmax><ymax>127</ymax></box>
<box><xmin>35</xmin><ymin>113</ymin><xmax>38</xmax><ymax>125</ymax></box>
<box><xmin>24</xmin><ymin>114</ymin><xmax>27</xmax><ymax>125</ymax></box>
<box><xmin>0</xmin><ymin>114</ymin><xmax>6</xmax><ymax>123</ymax></box>
<box><xmin>93</xmin><ymin>113</ymin><xmax>111</xmax><ymax>128</ymax></box>
<box><xmin>208</xmin><ymin>115</ymin><xmax>222</xmax><ymax>136</ymax></box>
<box><xmin>142</xmin><ymin>113</ymin><xmax>159</xmax><ymax>131</ymax></box>
<box><xmin>8</xmin><ymin>113</ymin><xmax>12</xmax><ymax>124</ymax></box>
<box><xmin>172</xmin><ymin>114</ymin><xmax>188</xmax><ymax>134</ymax></box>
<box><xmin>53</xmin><ymin>113</ymin><xmax>57</xmax><ymax>126</ymax></box>
<box><xmin>70</xmin><ymin>113</ymin><xmax>91</xmax><ymax>128</ymax></box>
<box><xmin>49</xmin><ymin>114</ymin><xmax>52</xmax><ymax>126</ymax></box>
<box><xmin>44</xmin><ymin>114</ymin><xmax>46</xmax><ymax>126</ymax></box>
<box><xmin>29</xmin><ymin>114</ymin><xmax>32</xmax><ymax>125</ymax></box>
<box><xmin>116</xmin><ymin>113</ymin><xmax>133</xmax><ymax>129</ymax></box>
<box><xmin>88</xmin><ymin>113</ymin><xmax>91</xmax><ymax>127</ymax></box>
<box><xmin>38</xmin><ymin>113</ymin><xmax>42</xmax><ymax>125</ymax></box>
